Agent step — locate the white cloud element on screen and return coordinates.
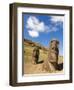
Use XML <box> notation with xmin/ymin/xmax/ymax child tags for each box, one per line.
<box><xmin>26</xmin><ymin>16</ymin><xmax>49</xmax><ymax>32</ymax></box>
<box><xmin>50</xmin><ymin>16</ymin><xmax>64</xmax><ymax>22</ymax></box>
<box><xmin>26</xmin><ymin>16</ymin><xmax>63</xmax><ymax>37</ymax></box>
<box><xmin>26</xmin><ymin>16</ymin><xmax>49</xmax><ymax>37</ymax></box>
<box><xmin>46</xmin><ymin>16</ymin><xmax>64</xmax><ymax>32</ymax></box>
<box><xmin>28</xmin><ymin>30</ymin><xmax>39</xmax><ymax>37</ymax></box>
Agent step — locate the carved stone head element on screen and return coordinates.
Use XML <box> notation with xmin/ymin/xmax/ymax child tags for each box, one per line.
<box><xmin>48</xmin><ymin>39</ymin><xmax>59</xmax><ymax>63</ymax></box>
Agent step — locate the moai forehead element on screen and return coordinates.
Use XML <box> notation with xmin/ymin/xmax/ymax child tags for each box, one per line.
<box><xmin>50</xmin><ymin>39</ymin><xmax>59</xmax><ymax>44</ymax></box>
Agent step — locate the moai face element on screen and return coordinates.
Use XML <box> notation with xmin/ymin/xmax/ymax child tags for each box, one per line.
<box><xmin>33</xmin><ymin>47</ymin><xmax>39</xmax><ymax>57</ymax></box>
<box><xmin>50</xmin><ymin>40</ymin><xmax>59</xmax><ymax>54</ymax></box>
<box><xmin>49</xmin><ymin>40</ymin><xmax>59</xmax><ymax>63</ymax></box>
<box><xmin>32</xmin><ymin>47</ymin><xmax>40</xmax><ymax>64</ymax></box>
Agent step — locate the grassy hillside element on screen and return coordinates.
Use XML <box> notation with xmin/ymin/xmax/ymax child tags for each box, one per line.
<box><xmin>24</xmin><ymin>39</ymin><xmax>63</xmax><ymax>74</ymax></box>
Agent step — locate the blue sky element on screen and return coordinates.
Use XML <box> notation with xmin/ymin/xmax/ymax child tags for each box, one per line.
<box><xmin>23</xmin><ymin>14</ymin><xmax>64</xmax><ymax>56</ymax></box>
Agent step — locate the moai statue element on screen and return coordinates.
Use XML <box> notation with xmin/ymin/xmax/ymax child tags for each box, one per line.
<box><xmin>42</xmin><ymin>39</ymin><xmax>59</xmax><ymax>72</ymax></box>
<box><xmin>32</xmin><ymin>46</ymin><xmax>40</xmax><ymax>64</ymax></box>
<box><xmin>48</xmin><ymin>39</ymin><xmax>59</xmax><ymax>71</ymax></box>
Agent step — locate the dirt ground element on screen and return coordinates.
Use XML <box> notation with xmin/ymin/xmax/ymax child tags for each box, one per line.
<box><xmin>24</xmin><ymin>58</ymin><xmax>63</xmax><ymax>74</ymax></box>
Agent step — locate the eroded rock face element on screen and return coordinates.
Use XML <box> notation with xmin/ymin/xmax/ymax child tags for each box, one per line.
<box><xmin>43</xmin><ymin>39</ymin><xmax>59</xmax><ymax>72</ymax></box>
